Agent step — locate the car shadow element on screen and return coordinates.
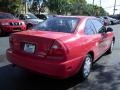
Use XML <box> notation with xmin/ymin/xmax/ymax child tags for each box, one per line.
<box><xmin>0</xmin><ymin>65</ymin><xmax>85</xmax><ymax>90</ymax></box>
<box><xmin>0</xmin><ymin>60</ymin><xmax>119</xmax><ymax>90</ymax></box>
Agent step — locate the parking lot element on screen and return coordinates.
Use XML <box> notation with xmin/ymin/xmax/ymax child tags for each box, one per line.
<box><xmin>0</xmin><ymin>24</ymin><xmax>120</xmax><ymax>90</ymax></box>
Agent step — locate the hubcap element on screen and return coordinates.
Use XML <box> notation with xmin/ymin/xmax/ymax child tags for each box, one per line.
<box><xmin>83</xmin><ymin>56</ymin><xmax>92</xmax><ymax>77</ymax></box>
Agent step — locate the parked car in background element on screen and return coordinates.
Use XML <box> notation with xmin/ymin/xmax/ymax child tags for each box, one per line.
<box><xmin>109</xmin><ymin>14</ymin><xmax>120</xmax><ymax>20</ymax></box>
<box><xmin>0</xmin><ymin>12</ymin><xmax>26</xmax><ymax>36</ymax></box>
<box><xmin>7</xmin><ymin>16</ymin><xmax>115</xmax><ymax>79</ymax></box>
<box><xmin>98</xmin><ymin>16</ymin><xmax>111</xmax><ymax>26</ymax></box>
<box><xmin>35</xmin><ymin>14</ymin><xmax>55</xmax><ymax>20</ymax></box>
<box><xmin>16</xmin><ymin>13</ymin><xmax>44</xmax><ymax>29</ymax></box>
<box><xmin>102</xmin><ymin>16</ymin><xmax>120</xmax><ymax>25</ymax></box>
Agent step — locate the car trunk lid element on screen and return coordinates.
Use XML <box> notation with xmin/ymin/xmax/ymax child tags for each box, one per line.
<box><xmin>10</xmin><ymin>30</ymin><xmax>70</xmax><ymax>59</ymax></box>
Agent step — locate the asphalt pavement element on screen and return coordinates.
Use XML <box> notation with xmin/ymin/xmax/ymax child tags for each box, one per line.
<box><xmin>0</xmin><ymin>25</ymin><xmax>120</xmax><ymax>90</ymax></box>
<box><xmin>0</xmin><ymin>36</ymin><xmax>10</xmax><ymax>67</ymax></box>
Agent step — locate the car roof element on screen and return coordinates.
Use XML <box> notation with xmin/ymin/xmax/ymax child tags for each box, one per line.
<box><xmin>55</xmin><ymin>15</ymin><xmax>96</xmax><ymax>19</ymax></box>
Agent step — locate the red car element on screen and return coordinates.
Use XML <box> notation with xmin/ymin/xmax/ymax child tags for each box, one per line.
<box><xmin>0</xmin><ymin>12</ymin><xmax>26</xmax><ymax>36</ymax></box>
<box><xmin>7</xmin><ymin>16</ymin><xmax>115</xmax><ymax>79</ymax></box>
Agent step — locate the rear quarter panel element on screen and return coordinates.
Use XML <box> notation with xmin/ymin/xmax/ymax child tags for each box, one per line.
<box><xmin>58</xmin><ymin>34</ymin><xmax>98</xmax><ymax>62</ymax></box>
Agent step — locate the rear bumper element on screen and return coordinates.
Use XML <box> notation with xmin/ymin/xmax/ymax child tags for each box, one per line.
<box><xmin>0</xmin><ymin>25</ymin><xmax>26</xmax><ymax>33</ymax></box>
<box><xmin>6</xmin><ymin>49</ymin><xmax>83</xmax><ymax>79</ymax></box>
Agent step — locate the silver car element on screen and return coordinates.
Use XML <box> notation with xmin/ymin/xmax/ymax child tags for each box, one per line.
<box><xmin>16</xmin><ymin>13</ymin><xmax>44</xmax><ymax>29</ymax></box>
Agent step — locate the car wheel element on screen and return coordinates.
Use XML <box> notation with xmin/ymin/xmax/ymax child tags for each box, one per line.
<box><xmin>0</xmin><ymin>29</ymin><xmax>3</xmax><ymax>36</ymax></box>
<box><xmin>106</xmin><ymin>40</ymin><xmax>114</xmax><ymax>54</ymax></box>
<box><xmin>111</xmin><ymin>21</ymin><xmax>114</xmax><ymax>25</ymax></box>
<box><xmin>80</xmin><ymin>54</ymin><xmax>92</xmax><ymax>79</ymax></box>
<box><xmin>27</xmin><ymin>24</ymin><xmax>33</xmax><ymax>29</ymax></box>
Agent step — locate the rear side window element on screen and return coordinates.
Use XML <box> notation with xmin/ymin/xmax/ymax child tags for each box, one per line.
<box><xmin>85</xmin><ymin>20</ymin><xmax>96</xmax><ymax>35</ymax></box>
<box><xmin>91</xmin><ymin>19</ymin><xmax>103</xmax><ymax>33</ymax></box>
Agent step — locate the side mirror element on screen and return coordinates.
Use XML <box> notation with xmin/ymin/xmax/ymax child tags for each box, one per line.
<box><xmin>106</xmin><ymin>27</ymin><xmax>113</xmax><ymax>32</ymax></box>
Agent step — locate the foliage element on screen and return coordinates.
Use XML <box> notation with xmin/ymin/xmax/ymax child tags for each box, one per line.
<box><xmin>45</xmin><ymin>0</ymin><xmax>108</xmax><ymax>16</ymax></box>
<box><xmin>85</xmin><ymin>4</ymin><xmax>108</xmax><ymax>16</ymax></box>
<box><xmin>29</xmin><ymin>0</ymin><xmax>47</xmax><ymax>14</ymax></box>
<box><xmin>46</xmin><ymin>0</ymin><xmax>69</xmax><ymax>14</ymax></box>
<box><xmin>0</xmin><ymin>0</ymin><xmax>22</xmax><ymax>14</ymax></box>
<box><xmin>0</xmin><ymin>0</ymin><xmax>108</xmax><ymax>16</ymax></box>
<box><xmin>29</xmin><ymin>1</ymin><xmax>38</xmax><ymax>14</ymax></box>
<box><xmin>70</xmin><ymin>0</ymin><xmax>87</xmax><ymax>15</ymax></box>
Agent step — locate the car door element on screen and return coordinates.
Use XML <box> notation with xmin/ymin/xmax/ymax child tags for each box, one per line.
<box><xmin>84</xmin><ymin>19</ymin><xmax>104</xmax><ymax>59</ymax></box>
<box><xmin>91</xmin><ymin>19</ymin><xmax>110</xmax><ymax>55</ymax></box>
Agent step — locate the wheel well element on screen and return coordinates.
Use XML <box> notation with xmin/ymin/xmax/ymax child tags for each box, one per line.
<box><xmin>113</xmin><ymin>37</ymin><xmax>115</xmax><ymax>41</ymax></box>
<box><xmin>88</xmin><ymin>51</ymin><xmax>94</xmax><ymax>61</ymax></box>
<box><xmin>113</xmin><ymin>37</ymin><xmax>115</xmax><ymax>44</ymax></box>
<box><xmin>27</xmin><ymin>23</ymin><xmax>33</xmax><ymax>26</ymax></box>
<box><xmin>27</xmin><ymin>23</ymin><xmax>33</xmax><ymax>29</ymax></box>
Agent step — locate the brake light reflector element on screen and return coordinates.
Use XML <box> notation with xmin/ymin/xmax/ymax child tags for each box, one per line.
<box><xmin>47</xmin><ymin>41</ymin><xmax>67</xmax><ymax>60</ymax></box>
<box><xmin>9</xmin><ymin>36</ymin><xmax>13</xmax><ymax>48</ymax></box>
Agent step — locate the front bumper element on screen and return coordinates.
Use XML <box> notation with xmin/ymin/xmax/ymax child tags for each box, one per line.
<box><xmin>6</xmin><ymin>49</ymin><xmax>83</xmax><ymax>79</ymax></box>
<box><xmin>0</xmin><ymin>25</ymin><xmax>26</xmax><ymax>33</ymax></box>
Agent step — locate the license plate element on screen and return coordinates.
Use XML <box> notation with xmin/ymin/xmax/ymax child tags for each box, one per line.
<box><xmin>24</xmin><ymin>43</ymin><xmax>35</xmax><ymax>53</ymax></box>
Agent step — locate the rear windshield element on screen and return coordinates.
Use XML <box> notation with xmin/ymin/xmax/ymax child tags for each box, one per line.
<box><xmin>33</xmin><ymin>17</ymin><xmax>79</xmax><ymax>33</ymax></box>
<box><xmin>0</xmin><ymin>13</ymin><xmax>15</xmax><ymax>19</ymax></box>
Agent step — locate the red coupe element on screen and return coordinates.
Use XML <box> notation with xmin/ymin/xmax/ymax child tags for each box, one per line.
<box><xmin>0</xmin><ymin>12</ymin><xmax>26</xmax><ymax>36</ymax></box>
<box><xmin>7</xmin><ymin>16</ymin><xmax>115</xmax><ymax>79</ymax></box>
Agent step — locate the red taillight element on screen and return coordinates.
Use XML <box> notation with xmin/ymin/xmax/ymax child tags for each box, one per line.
<box><xmin>46</xmin><ymin>41</ymin><xmax>67</xmax><ymax>60</ymax></box>
<box><xmin>9</xmin><ymin>35</ymin><xmax>18</xmax><ymax>49</ymax></box>
<box><xmin>9</xmin><ymin>36</ymin><xmax>13</xmax><ymax>48</ymax></box>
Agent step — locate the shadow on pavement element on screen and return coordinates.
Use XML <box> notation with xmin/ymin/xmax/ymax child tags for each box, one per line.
<box><xmin>0</xmin><ymin>65</ymin><xmax>84</xmax><ymax>90</ymax></box>
<box><xmin>0</xmin><ymin>62</ymin><xmax>120</xmax><ymax>90</ymax></box>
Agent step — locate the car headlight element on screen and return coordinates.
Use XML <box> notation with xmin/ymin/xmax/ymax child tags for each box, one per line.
<box><xmin>1</xmin><ymin>22</ymin><xmax>10</xmax><ymax>25</ymax></box>
<box><xmin>21</xmin><ymin>21</ymin><xmax>25</xmax><ymax>25</ymax></box>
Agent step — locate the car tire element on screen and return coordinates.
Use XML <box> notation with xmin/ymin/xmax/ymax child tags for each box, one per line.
<box><xmin>106</xmin><ymin>40</ymin><xmax>114</xmax><ymax>54</ymax></box>
<box><xmin>27</xmin><ymin>24</ymin><xmax>33</xmax><ymax>29</ymax></box>
<box><xmin>111</xmin><ymin>21</ymin><xmax>114</xmax><ymax>25</ymax></box>
<box><xmin>80</xmin><ymin>54</ymin><xmax>92</xmax><ymax>79</ymax></box>
<box><xmin>0</xmin><ymin>28</ymin><xmax>3</xmax><ymax>36</ymax></box>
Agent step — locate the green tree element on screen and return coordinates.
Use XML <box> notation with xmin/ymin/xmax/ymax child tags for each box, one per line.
<box><xmin>70</xmin><ymin>0</ymin><xmax>87</xmax><ymax>15</ymax></box>
<box><xmin>29</xmin><ymin>0</ymin><xmax>47</xmax><ymax>14</ymax></box>
<box><xmin>0</xmin><ymin>0</ymin><xmax>22</xmax><ymax>14</ymax></box>
<box><xmin>9</xmin><ymin>0</ymin><xmax>22</xmax><ymax>14</ymax></box>
<box><xmin>46</xmin><ymin>0</ymin><xmax>72</xmax><ymax>14</ymax></box>
<box><xmin>83</xmin><ymin>4</ymin><xmax>108</xmax><ymax>16</ymax></box>
<box><xmin>45</xmin><ymin>0</ymin><xmax>87</xmax><ymax>15</ymax></box>
<box><xmin>40</xmin><ymin>0</ymin><xmax>108</xmax><ymax>16</ymax></box>
<box><xmin>29</xmin><ymin>1</ymin><xmax>38</xmax><ymax>14</ymax></box>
